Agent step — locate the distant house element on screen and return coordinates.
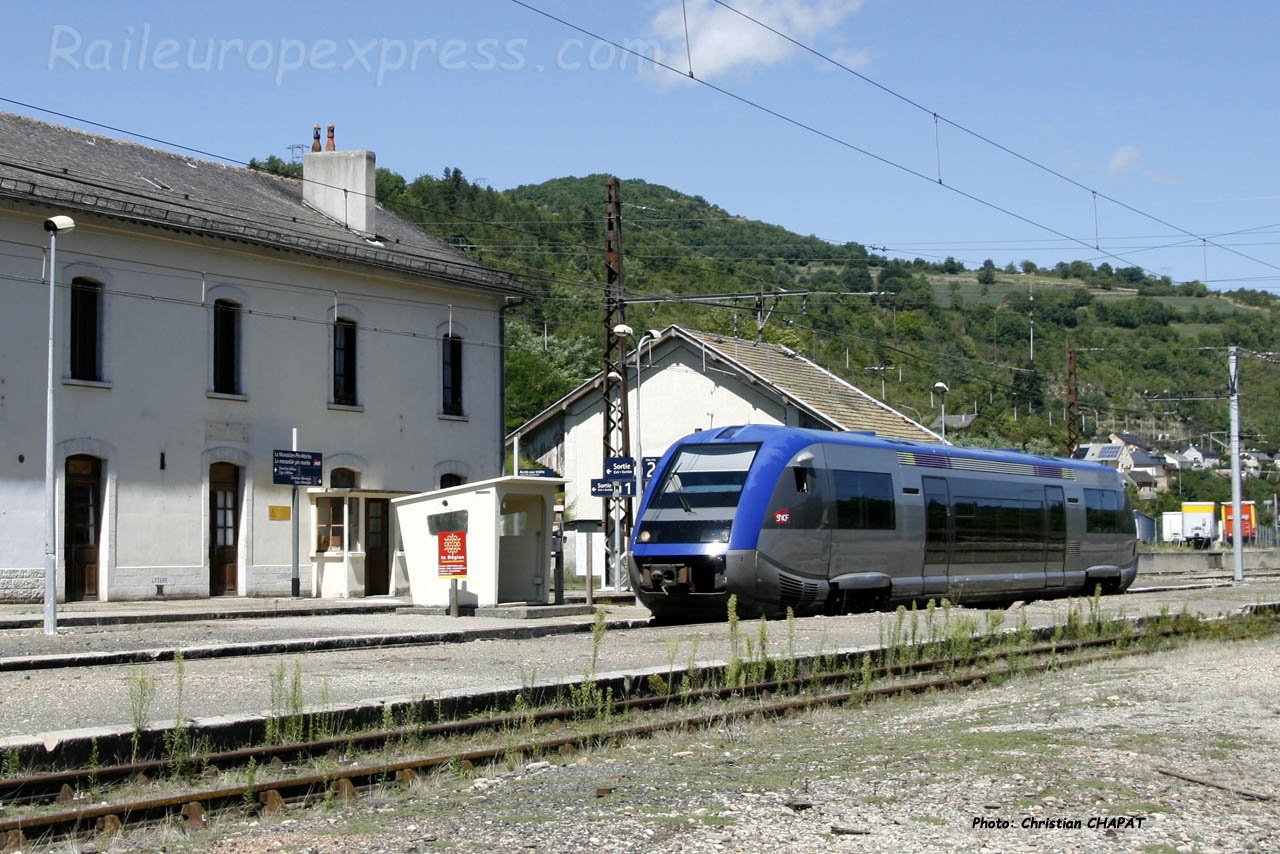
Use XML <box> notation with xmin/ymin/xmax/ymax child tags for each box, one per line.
<box><xmin>1119</xmin><ymin>448</ymin><xmax>1170</xmax><ymax>491</ymax></box>
<box><xmin>513</xmin><ymin>325</ymin><xmax>940</xmax><ymax>531</ymax></box>
<box><xmin>1109</xmin><ymin>432</ymin><xmax>1152</xmax><ymax>451</ymax></box>
<box><xmin>1082</xmin><ymin>443</ymin><xmax>1123</xmax><ymax>469</ymax></box>
<box><xmin>1123</xmin><ymin>470</ymin><xmax>1158</xmax><ymax>500</ymax></box>
<box><xmin>1164</xmin><ymin>452</ymin><xmax>1190</xmax><ymax>471</ymax></box>
<box><xmin>1183</xmin><ymin>445</ymin><xmax>1222</xmax><ymax>470</ymax></box>
<box><xmin>1242</xmin><ymin>450</ymin><xmax>1274</xmax><ymax>476</ymax></box>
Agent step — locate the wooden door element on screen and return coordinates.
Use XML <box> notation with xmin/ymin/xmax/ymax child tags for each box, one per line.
<box><xmin>65</xmin><ymin>455</ymin><xmax>102</xmax><ymax>601</ymax></box>
<box><xmin>365</xmin><ymin>498</ymin><xmax>390</xmax><ymax>596</ymax></box>
<box><xmin>209</xmin><ymin>462</ymin><xmax>239</xmax><ymax>596</ymax></box>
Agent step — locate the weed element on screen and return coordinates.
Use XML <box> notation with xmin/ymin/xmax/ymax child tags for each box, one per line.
<box><xmin>243</xmin><ymin>756</ymin><xmax>257</xmax><ymax>813</ymax></box>
<box><xmin>86</xmin><ymin>738</ymin><xmax>99</xmax><ymax>798</ymax></box>
<box><xmin>127</xmin><ymin>665</ymin><xmax>157</xmax><ymax>762</ymax></box>
<box><xmin>725</xmin><ymin>595</ymin><xmax>743</xmax><ymax>688</ymax></box>
<box><xmin>164</xmin><ymin>650</ymin><xmax>192</xmax><ymax>777</ymax></box>
<box><xmin>589</xmin><ymin>608</ymin><xmax>608</xmax><ymax>674</ymax></box>
<box><xmin>1</xmin><ymin>747</ymin><xmax>18</xmax><ymax>778</ymax></box>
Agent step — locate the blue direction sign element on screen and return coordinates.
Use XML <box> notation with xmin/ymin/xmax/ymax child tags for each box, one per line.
<box><xmin>642</xmin><ymin>456</ymin><xmax>662</xmax><ymax>483</ymax></box>
<box><xmin>591</xmin><ymin>478</ymin><xmax>636</xmax><ymax>497</ymax></box>
<box><xmin>273</xmin><ymin>450</ymin><xmax>323</xmax><ymax>486</ymax></box>
<box><xmin>604</xmin><ymin>456</ymin><xmax>636</xmax><ymax>481</ymax></box>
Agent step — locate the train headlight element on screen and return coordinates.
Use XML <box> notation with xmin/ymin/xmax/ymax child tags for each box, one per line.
<box><xmin>638</xmin><ymin>529</ymin><xmax>652</xmax><ymax>543</ymax></box>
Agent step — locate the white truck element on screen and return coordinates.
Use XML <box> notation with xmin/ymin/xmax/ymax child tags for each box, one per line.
<box><xmin>1180</xmin><ymin>502</ymin><xmax>1217</xmax><ymax>549</ymax></box>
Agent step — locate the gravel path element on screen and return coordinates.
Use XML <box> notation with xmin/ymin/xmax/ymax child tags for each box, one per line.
<box><xmin>112</xmin><ymin>633</ymin><xmax>1280</xmax><ymax>854</ymax></box>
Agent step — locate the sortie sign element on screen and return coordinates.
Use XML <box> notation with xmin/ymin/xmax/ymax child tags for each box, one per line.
<box><xmin>438</xmin><ymin>531</ymin><xmax>468</xmax><ymax>578</ymax></box>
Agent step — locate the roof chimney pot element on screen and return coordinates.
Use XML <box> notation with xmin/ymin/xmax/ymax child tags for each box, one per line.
<box><xmin>325</xmin><ymin>124</ymin><xmax>335</xmax><ymax>152</ymax></box>
<box><xmin>311</xmin><ymin>125</ymin><xmax>321</xmax><ymax>152</ymax></box>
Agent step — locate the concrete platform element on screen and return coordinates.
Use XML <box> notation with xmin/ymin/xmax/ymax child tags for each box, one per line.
<box><xmin>397</xmin><ymin>603</ymin><xmax>597</xmax><ymax>619</ymax></box>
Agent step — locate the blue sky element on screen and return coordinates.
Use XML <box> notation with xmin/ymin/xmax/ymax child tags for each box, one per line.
<box><xmin>5</xmin><ymin>1</ymin><xmax>1277</xmax><ymax>290</ymax></box>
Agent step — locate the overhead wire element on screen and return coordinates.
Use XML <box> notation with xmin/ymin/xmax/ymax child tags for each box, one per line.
<box><xmin>707</xmin><ymin>0</ymin><xmax>1280</xmax><ymax>279</ymax></box>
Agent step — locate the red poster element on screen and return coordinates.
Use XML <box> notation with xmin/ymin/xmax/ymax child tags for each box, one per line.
<box><xmin>438</xmin><ymin>531</ymin><xmax>467</xmax><ymax>577</ymax></box>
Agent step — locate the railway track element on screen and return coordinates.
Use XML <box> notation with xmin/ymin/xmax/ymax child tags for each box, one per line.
<box><xmin>2</xmin><ymin>607</ymin><xmax>1276</xmax><ymax>850</ymax></box>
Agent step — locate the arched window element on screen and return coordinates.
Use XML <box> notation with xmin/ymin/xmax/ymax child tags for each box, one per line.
<box><xmin>442</xmin><ymin>334</ymin><xmax>463</xmax><ymax>415</ymax></box>
<box><xmin>330</xmin><ymin>467</ymin><xmax>359</xmax><ymax>488</ymax></box>
<box><xmin>213</xmin><ymin>299</ymin><xmax>240</xmax><ymax>394</ymax></box>
<box><xmin>333</xmin><ymin>318</ymin><xmax>358</xmax><ymax>405</ymax></box>
<box><xmin>69</xmin><ymin>277</ymin><xmax>102</xmax><ymax>381</ymax></box>
<box><xmin>440</xmin><ymin>473</ymin><xmax>465</xmax><ymax>489</ymax></box>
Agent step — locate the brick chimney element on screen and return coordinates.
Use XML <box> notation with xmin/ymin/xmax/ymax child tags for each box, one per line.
<box><xmin>302</xmin><ymin>124</ymin><xmax>377</xmax><ymax>237</ymax></box>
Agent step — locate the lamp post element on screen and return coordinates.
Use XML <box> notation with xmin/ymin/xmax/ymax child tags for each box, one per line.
<box><xmin>612</xmin><ymin>323</ymin><xmax>661</xmax><ymax>586</ymax></box>
<box><xmin>43</xmin><ymin>215</ymin><xmax>75</xmax><ymax>635</ymax></box>
<box><xmin>933</xmin><ymin>381</ymin><xmax>950</xmax><ymax>444</ymax></box>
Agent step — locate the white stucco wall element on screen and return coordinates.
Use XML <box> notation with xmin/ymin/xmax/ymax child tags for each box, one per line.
<box><xmin>545</xmin><ymin>344</ymin><xmax>790</xmax><ymax>524</ymax></box>
<box><xmin>0</xmin><ymin>207</ymin><xmax>505</xmax><ymax>601</ymax></box>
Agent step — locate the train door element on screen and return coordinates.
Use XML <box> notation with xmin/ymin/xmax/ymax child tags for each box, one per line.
<box><xmin>921</xmin><ymin>476</ymin><xmax>951</xmax><ymax>594</ymax></box>
<box><xmin>65</xmin><ymin>455</ymin><xmax>102</xmax><ymax>601</ymax></box>
<box><xmin>1045</xmin><ymin>486</ymin><xmax>1066</xmax><ymax>586</ymax></box>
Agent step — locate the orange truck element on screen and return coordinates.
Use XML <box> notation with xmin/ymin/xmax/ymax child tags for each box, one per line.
<box><xmin>1220</xmin><ymin>501</ymin><xmax>1257</xmax><ymax>539</ymax></box>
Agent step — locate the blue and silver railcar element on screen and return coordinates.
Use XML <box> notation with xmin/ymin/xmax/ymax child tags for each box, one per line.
<box><xmin>628</xmin><ymin>425</ymin><xmax>1137</xmax><ymax>620</ymax></box>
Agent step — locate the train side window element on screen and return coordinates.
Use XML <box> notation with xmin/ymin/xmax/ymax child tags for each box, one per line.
<box><xmin>833</xmin><ymin>470</ymin><xmax>895</xmax><ymax>530</ymax></box>
<box><xmin>1085</xmin><ymin>488</ymin><xmax>1122</xmax><ymax>533</ymax></box>
<box><xmin>793</xmin><ymin>467</ymin><xmax>810</xmax><ymax>494</ymax></box>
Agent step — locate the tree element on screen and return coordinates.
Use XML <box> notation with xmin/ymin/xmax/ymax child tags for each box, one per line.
<box><xmin>1021</xmin><ymin>260</ymin><xmax>1038</xmax><ymax>274</ymax></box>
<box><xmin>942</xmin><ymin>256</ymin><xmax>963</xmax><ymax>274</ymax></box>
<box><xmin>977</xmin><ymin>259</ymin><xmax>997</xmax><ymax>286</ymax></box>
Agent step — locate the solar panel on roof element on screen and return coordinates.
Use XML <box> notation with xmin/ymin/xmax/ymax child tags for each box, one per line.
<box><xmin>1098</xmin><ymin>446</ymin><xmax>1121</xmax><ymax>459</ymax></box>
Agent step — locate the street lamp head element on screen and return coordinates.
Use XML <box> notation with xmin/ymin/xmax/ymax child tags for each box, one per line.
<box><xmin>646</xmin><ymin>328</ymin><xmax>661</xmax><ymax>340</ymax></box>
<box><xmin>44</xmin><ymin>215</ymin><xmax>75</xmax><ymax>233</ymax></box>
<box><xmin>612</xmin><ymin>323</ymin><xmax>634</xmax><ymax>338</ymax></box>
<box><xmin>933</xmin><ymin>381</ymin><xmax>949</xmax><ymax>395</ymax></box>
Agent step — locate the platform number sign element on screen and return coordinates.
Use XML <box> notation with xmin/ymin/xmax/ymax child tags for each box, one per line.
<box><xmin>438</xmin><ymin>531</ymin><xmax>467</xmax><ymax>578</ymax></box>
<box><xmin>642</xmin><ymin>456</ymin><xmax>661</xmax><ymax>484</ymax></box>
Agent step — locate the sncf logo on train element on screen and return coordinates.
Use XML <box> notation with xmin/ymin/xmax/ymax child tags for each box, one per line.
<box><xmin>774</xmin><ymin>510</ymin><xmax>791</xmax><ymax>524</ymax></box>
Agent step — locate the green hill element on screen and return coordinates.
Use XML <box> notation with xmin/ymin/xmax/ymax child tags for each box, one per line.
<box><xmin>252</xmin><ymin>158</ymin><xmax>1280</xmax><ymax>520</ymax></box>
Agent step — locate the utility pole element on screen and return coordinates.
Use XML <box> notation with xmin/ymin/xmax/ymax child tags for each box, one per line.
<box><xmin>601</xmin><ymin>177</ymin><xmax>631</xmax><ymax>596</ymax></box>
<box><xmin>1065</xmin><ymin>347</ymin><xmax>1079</xmax><ymax>455</ymax></box>
<box><xmin>1228</xmin><ymin>346</ymin><xmax>1244</xmax><ymax>582</ymax></box>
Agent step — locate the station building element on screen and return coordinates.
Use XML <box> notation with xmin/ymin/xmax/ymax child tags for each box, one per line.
<box><xmin>0</xmin><ymin>113</ymin><xmax>525</xmax><ymax>602</ymax></box>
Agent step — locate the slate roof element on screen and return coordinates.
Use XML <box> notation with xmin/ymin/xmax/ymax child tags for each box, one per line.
<box><xmin>513</xmin><ymin>325</ymin><xmax>941</xmax><ymax>443</ymax></box>
<box><xmin>0</xmin><ymin>111</ymin><xmax>524</xmax><ymax>295</ymax></box>
<box><xmin>1110</xmin><ymin>431</ymin><xmax>1152</xmax><ymax>449</ymax></box>
<box><xmin>1128</xmin><ymin>449</ymin><xmax>1166</xmax><ymax>468</ymax></box>
<box><xmin>681</xmin><ymin>329</ymin><xmax>940</xmax><ymax>441</ymax></box>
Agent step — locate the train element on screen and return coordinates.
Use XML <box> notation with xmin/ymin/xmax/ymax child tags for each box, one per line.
<box><xmin>627</xmin><ymin>424</ymin><xmax>1138</xmax><ymax>620</ymax></box>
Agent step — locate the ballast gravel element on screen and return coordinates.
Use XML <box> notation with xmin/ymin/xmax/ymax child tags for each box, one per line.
<box><xmin>109</xmin><ymin>634</ymin><xmax>1280</xmax><ymax>854</ymax></box>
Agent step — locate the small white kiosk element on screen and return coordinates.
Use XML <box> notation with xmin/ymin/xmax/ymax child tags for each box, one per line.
<box><xmin>392</xmin><ymin>476</ymin><xmax>564</xmax><ymax>608</ymax></box>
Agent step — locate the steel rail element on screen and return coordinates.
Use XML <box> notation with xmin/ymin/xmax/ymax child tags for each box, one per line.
<box><xmin>0</xmin><ymin>616</ymin><xmax>1260</xmax><ymax>808</ymax></box>
<box><xmin>2</xmin><ymin>621</ymin><xmax>1269</xmax><ymax>849</ymax></box>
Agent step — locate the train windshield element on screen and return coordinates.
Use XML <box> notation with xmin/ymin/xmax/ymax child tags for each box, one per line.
<box><xmin>651</xmin><ymin>443</ymin><xmax>759</xmax><ymax>511</ymax></box>
<box><xmin>639</xmin><ymin>443</ymin><xmax>759</xmax><ymax>545</ymax></box>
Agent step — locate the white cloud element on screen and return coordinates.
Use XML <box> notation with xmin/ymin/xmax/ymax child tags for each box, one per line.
<box><xmin>650</xmin><ymin>0</ymin><xmax>864</xmax><ymax>80</ymax></box>
<box><xmin>828</xmin><ymin>46</ymin><xmax>871</xmax><ymax>70</ymax></box>
<box><xmin>1108</xmin><ymin>144</ymin><xmax>1143</xmax><ymax>174</ymax></box>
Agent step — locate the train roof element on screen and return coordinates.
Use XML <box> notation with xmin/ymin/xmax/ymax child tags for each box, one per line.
<box><xmin>673</xmin><ymin>424</ymin><xmax>1114</xmax><ymax>476</ymax></box>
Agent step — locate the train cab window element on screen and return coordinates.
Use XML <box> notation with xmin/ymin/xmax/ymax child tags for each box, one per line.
<box><xmin>765</xmin><ymin>465</ymin><xmax>827</xmax><ymax>529</ymax></box>
<box><xmin>832</xmin><ymin>470</ymin><xmax>895</xmax><ymax>530</ymax></box>
<box><xmin>1085</xmin><ymin>488</ymin><xmax>1124</xmax><ymax>533</ymax></box>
